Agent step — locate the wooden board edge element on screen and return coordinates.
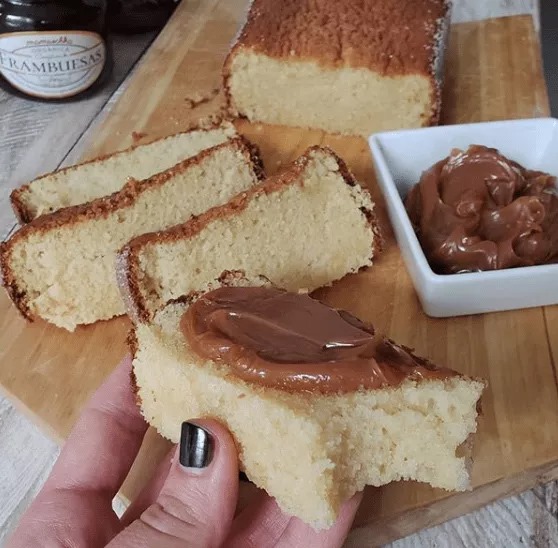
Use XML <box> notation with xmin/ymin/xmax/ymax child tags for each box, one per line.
<box><xmin>345</xmin><ymin>460</ymin><xmax>558</xmax><ymax>547</ymax></box>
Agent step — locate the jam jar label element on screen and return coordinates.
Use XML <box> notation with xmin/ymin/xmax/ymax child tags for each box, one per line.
<box><xmin>0</xmin><ymin>31</ymin><xmax>105</xmax><ymax>99</ymax></box>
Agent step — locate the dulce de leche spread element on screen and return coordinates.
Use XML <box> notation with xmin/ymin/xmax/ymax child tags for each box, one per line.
<box><xmin>405</xmin><ymin>145</ymin><xmax>558</xmax><ymax>273</ymax></box>
<box><xmin>180</xmin><ymin>286</ymin><xmax>456</xmax><ymax>394</ymax></box>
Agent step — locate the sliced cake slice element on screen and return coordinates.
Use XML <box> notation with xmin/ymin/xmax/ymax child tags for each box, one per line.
<box><xmin>118</xmin><ymin>146</ymin><xmax>382</xmax><ymax>323</ymax></box>
<box><xmin>11</xmin><ymin>121</ymin><xmax>237</xmax><ymax>223</ymax></box>
<box><xmin>223</xmin><ymin>0</ymin><xmax>450</xmax><ymax>136</ymax></box>
<box><xmin>1</xmin><ymin>138</ymin><xmax>264</xmax><ymax>331</ymax></box>
<box><xmin>130</xmin><ymin>272</ymin><xmax>485</xmax><ymax>529</ymax></box>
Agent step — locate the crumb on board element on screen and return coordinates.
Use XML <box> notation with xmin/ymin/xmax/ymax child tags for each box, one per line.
<box><xmin>184</xmin><ymin>87</ymin><xmax>221</xmax><ymax>109</ymax></box>
<box><xmin>131</xmin><ymin>131</ymin><xmax>147</xmax><ymax>143</ymax></box>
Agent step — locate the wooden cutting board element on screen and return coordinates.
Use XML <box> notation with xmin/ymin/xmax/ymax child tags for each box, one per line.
<box><xmin>0</xmin><ymin>1</ymin><xmax>555</xmax><ymax>545</ymax></box>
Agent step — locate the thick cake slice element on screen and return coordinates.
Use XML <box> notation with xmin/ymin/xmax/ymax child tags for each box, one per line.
<box><xmin>131</xmin><ymin>273</ymin><xmax>485</xmax><ymax>528</ymax></box>
<box><xmin>224</xmin><ymin>0</ymin><xmax>449</xmax><ymax>136</ymax></box>
<box><xmin>1</xmin><ymin>138</ymin><xmax>264</xmax><ymax>330</ymax></box>
<box><xmin>11</xmin><ymin>121</ymin><xmax>237</xmax><ymax>223</ymax></box>
<box><xmin>118</xmin><ymin>146</ymin><xmax>381</xmax><ymax>323</ymax></box>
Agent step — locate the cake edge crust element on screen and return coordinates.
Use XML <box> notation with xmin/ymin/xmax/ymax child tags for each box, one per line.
<box><xmin>222</xmin><ymin>1</ymin><xmax>451</xmax><ymax>130</ymax></box>
<box><xmin>10</xmin><ymin>119</ymin><xmax>237</xmax><ymax>224</ymax></box>
<box><xmin>116</xmin><ymin>146</ymin><xmax>383</xmax><ymax>325</ymax></box>
<box><xmin>1</xmin><ymin>137</ymin><xmax>264</xmax><ymax>323</ymax></box>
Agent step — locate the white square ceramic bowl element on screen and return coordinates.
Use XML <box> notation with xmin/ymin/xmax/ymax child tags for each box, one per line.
<box><xmin>368</xmin><ymin>118</ymin><xmax>558</xmax><ymax>317</ymax></box>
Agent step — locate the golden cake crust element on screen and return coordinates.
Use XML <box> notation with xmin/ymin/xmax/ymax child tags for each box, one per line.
<box><xmin>10</xmin><ymin>119</ymin><xmax>236</xmax><ymax>224</ymax></box>
<box><xmin>225</xmin><ymin>0</ymin><xmax>449</xmax><ymax>75</ymax></box>
<box><xmin>118</xmin><ymin>146</ymin><xmax>383</xmax><ymax>324</ymax></box>
<box><xmin>0</xmin><ymin>138</ymin><xmax>265</xmax><ymax>322</ymax></box>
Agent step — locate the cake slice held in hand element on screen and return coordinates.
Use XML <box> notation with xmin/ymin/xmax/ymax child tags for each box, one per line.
<box><xmin>118</xmin><ymin>145</ymin><xmax>381</xmax><ymax>323</ymax></box>
<box><xmin>131</xmin><ymin>272</ymin><xmax>485</xmax><ymax>529</ymax></box>
<box><xmin>1</xmin><ymin>138</ymin><xmax>264</xmax><ymax>330</ymax></box>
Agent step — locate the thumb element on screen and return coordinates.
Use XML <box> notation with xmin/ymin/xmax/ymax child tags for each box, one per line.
<box><xmin>108</xmin><ymin>420</ymin><xmax>239</xmax><ymax>548</ymax></box>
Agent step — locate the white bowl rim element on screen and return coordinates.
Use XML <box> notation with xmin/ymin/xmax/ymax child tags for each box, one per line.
<box><xmin>369</xmin><ymin>116</ymin><xmax>558</xmax><ymax>141</ymax></box>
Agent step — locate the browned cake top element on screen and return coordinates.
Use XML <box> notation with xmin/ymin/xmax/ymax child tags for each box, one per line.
<box><xmin>234</xmin><ymin>0</ymin><xmax>449</xmax><ymax>76</ymax></box>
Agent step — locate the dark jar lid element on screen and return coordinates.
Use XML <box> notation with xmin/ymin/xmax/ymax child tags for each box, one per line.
<box><xmin>107</xmin><ymin>0</ymin><xmax>179</xmax><ymax>34</ymax></box>
<box><xmin>0</xmin><ymin>0</ymin><xmax>107</xmax><ymax>33</ymax></box>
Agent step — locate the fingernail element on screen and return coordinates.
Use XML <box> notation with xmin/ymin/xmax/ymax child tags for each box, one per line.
<box><xmin>179</xmin><ymin>422</ymin><xmax>214</xmax><ymax>468</ymax></box>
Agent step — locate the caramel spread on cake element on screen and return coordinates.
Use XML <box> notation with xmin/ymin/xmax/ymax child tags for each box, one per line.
<box><xmin>233</xmin><ymin>0</ymin><xmax>448</xmax><ymax>75</ymax></box>
<box><xmin>405</xmin><ymin>145</ymin><xmax>558</xmax><ymax>274</ymax></box>
<box><xmin>180</xmin><ymin>286</ymin><xmax>456</xmax><ymax>393</ymax></box>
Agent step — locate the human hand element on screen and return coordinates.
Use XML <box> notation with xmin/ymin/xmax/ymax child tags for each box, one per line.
<box><xmin>7</xmin><ymin>356</ymin><xmax>362</xmax><ymax>548</ymax></box>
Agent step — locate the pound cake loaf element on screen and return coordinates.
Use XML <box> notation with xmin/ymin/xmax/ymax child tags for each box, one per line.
<box><xmin>11</xmin><ymin>121</ymin><xmax>237</xmax><ymax>223</ymax></box>
<box><xmin>118</xmin><ymin>146</ymin><xmax>381</xmax><ymax>323</ymax></box>
<box><xmin>1</xmin><ymin>138</ymin><xmax>264</xmax><ymax>330</ymax></box>
<box><xmin>224</xmin><ymin>0</ymin><xmax>450</xmax><ymax>136</ymax></box>
<box><xmin>131</xmin><ymin>272</ymin><xmax>485</xmax><ymax>528</ymax></box>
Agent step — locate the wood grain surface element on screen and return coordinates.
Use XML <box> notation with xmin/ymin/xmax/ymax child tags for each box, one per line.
<box><xmin>0</xmin><ymin>1</ymin><xmax>556</xmax><ymax>546</ymax></box>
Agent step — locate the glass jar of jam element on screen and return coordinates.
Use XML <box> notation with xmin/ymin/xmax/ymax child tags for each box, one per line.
<box><xmin>0</xmin><ymin>0</ymin><xmax>110</xmax><ymax>101</ymax></box>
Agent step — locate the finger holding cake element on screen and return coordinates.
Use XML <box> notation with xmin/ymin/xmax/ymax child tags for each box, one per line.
<box><xmin>129</xmin><ymin>271</ymin><xmax>485</xmax><ymax>528</ymax></box>
<box><xmin>115</xmin><ymin>144</ymin><xmax>484</xmax><ymax>528</ymax></box>
<box><xmin>1</xmin><ymin>131</ymin><xmax>484</xmax><ymax>530</ymax></box>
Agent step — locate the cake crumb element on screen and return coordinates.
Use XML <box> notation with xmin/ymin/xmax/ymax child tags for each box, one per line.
<box><xmin>132</xmin><ymin>131</ymin><xmax>147</xmax><ymax>143</ymax></box>
<box><xmin>184</xmin><ymin>87</ymin><xmax>221</xmax><ymax>109</ymax></box>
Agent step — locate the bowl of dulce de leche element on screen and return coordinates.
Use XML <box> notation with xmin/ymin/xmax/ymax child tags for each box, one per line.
<box><xmin>368</xmin><ymin>118</ymin><xmax>558</xmax><ymax>317</ymax></box>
